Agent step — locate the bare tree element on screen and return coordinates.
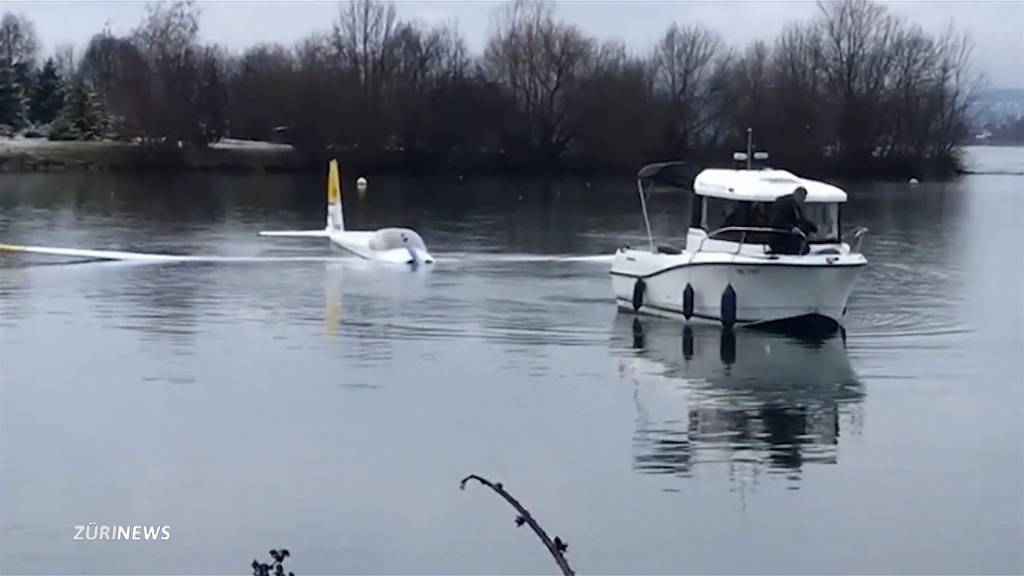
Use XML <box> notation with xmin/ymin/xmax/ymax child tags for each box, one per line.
<box><xmin>929</xmin><ymin>26</ymin><xmax>978</xmax><ymax>160</ymax></box>
<box><xmin>133</xmin><ymin>0</ymin><xmax>200</xmax><ymax>64</ymax></box>
<box><xmin>809</xmin><ymin>0</ymin><xmax>980</xmax><ymax>171</ymax></box>
<box><xmin>433</xmin><ymin>21</ymin><xmax>469</xmax><ymax>82</ymax></box>
<box><xmin>651</xmin><ymin>23</ymin><xmax>731</xmax><ymax>152</ymax></box>
<box><xmin>769</xmin><ymin>22</ymin><xmax>826</xmax><ymax>161</ymax></box>
<box><xmin>129</xmin><ymin>0</ymin><xmax>206</xmax><ymax>145</ymax></box>
<box><xmin>816</xmin><ymin>0</ymin><xmax>902</xmax><ymax>166</ymax></box>
<box><xmin>79</xmin><ymin>31</ymin><xmax>149</xmax><ymax>137</ymax></box>
<box><xmin>485</xmin><ymin>1</ymin><xmax>596</xmax><ymax>164</ymax></box>
<box><xmin>880</xmin><ymin>23</ymin><xmax>938</xmax><ymax>159</ymax></box>
<box><xmin>391</xmin><ymin>22</ymin><xmax>441</xmax><ymax>150</ymax></box>
<box><xmin>196</xmin><ymin>44</ymin><xmax>228</xmax><ymax>143</ymax></box>
<box><xmin>333</xmin><ymin>0</ymin><xmax>398</xmax><ymax>143</ymax></box>
<box><xmin>34</xmin><ymin>0</ymin><xmax>978</xmax><ymax>177</ymax></box>
<box><xmin>290</xmin><ymin>32</ymin><xmax>351</xmax><ymax>153</ymax></box>
<box><xmin>574</xmin><ymin>41</ymin><xmax>659</xmax><ymax>168</ymax></box>
<box><xmin>229</xmin><ymin>44</ymin><xmax>295</xmax><ymax>141</ymax></box>
<box><xmin>0</xmin><ymin>12</ymin><xmax>38</xmax><ymax>68</ymax></box>
<box><xmin>726</xmin><ymin>41</ymin><xmax>772</xmax><ymax>143</ymax></box>
<box><xmin>53</xmin><ymin>43</ymin><xmax>77</xmax><ymax>81</ymax></box>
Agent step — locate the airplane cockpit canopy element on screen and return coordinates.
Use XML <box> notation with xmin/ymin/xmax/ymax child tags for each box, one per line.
<box><xmin>368</xmin><ymin>228</ymin><xmax>428</xmax><ymax>252</ymax></box>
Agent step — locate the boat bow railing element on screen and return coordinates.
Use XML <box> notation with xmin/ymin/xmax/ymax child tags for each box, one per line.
<box><xmin>697</xmin><ymin>226</ymin><xmax>870</xmax><ymax>256</ymax></box>
<box><xmin>849</xmin><ymin>227</ymin><xmax>869</xmax><ymax>254</ymax></box>
<box><xmin>697</xmin><ymin>226</ymin><xmax>808</xmax><ymax>255</ymax></box>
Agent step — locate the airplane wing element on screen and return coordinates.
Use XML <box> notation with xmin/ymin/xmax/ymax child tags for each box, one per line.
<box><xmin>0</xmin><ymin>243</ymin><xmax>185</xmax><ymax>262</ymax></box>
<box><xmin>328</xmin><ymin>231</ymin><xmax>376</xmax><ymax>260</ymax></box>
<box><xmin>258</xmin><ymin>228</ymin><xmax>379</xmax><ymax>260</ymax></box>
<box><xmin>0</xmin><ymin>242</ymin><xmax>358</xmax><ymax>264</ymax></box>
<box><xmin>258</xmin><ymin>230</ymin><xmax>331</xmax><ymax>238</ymax></box>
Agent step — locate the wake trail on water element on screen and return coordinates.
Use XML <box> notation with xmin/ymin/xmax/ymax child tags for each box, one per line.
<box><xmin>961</xmin><ymin>170</ymin><xmax>1024</xmax><ymax>175</ymax></box>
<box><xmin>0</xmin><ymin>243</ymin><xmax>613</xmax><ymax>266</ymax></box>
<box><xmin>439</xmin><ymin>252</ymin><xmax>614</xmax><ymax>263</ymax></box>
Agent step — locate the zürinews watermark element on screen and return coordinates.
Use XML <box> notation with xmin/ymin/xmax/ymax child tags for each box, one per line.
<box><xmin>73</xmin><ymin>524</ymin><xmax>171</xmax><ymax>541</ymax></box>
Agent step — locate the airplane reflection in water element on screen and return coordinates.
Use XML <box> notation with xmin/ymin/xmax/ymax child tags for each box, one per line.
<box><xmin>613</xmin><ymin>316</ymin><xmax>864</xmax><ymax>487</ymax></box>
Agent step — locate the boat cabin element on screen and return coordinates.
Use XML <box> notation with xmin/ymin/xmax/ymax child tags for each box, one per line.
<box><xmin>686</xmin><ymin>168</ymin><xmax>848</xmax><ymax>253</ymax></box>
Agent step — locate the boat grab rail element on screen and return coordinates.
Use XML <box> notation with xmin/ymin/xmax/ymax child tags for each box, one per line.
<box><xmin>697</xmin><ymin>226</ymin><xmax>870</xmax><ymax>256</ymax></box>
<box><xmin>697</xmin><ymin>226</ymin><xmax>808</xmax><ymax>255</ymax></box>
<box><xmin>850</xmin><ymin>226</ymin><xmax>870</xmax><ymax>254</ymax></box>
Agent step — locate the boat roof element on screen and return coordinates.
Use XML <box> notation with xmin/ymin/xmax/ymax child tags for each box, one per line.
<box><xmin>693</xmin><ymin>168</ymin><xmax>848</xmax><ymax>203</ymax></box>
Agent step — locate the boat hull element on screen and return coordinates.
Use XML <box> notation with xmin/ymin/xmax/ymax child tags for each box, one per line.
<box><xmin>611</xmin><ymin>248</ymin><xmax>866</xmax><ymax>327</ymax></box>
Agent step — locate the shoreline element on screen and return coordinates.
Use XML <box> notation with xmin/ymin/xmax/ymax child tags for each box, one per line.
<box><xmin>1</xmin><ymin>138</ymin><xmax>1015</xmax><ymax>180</ymax></box>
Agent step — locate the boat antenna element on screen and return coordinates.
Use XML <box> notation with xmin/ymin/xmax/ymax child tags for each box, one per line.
<box><xmin>637</xmin><ymin>177</ymin><xmax>656</xmax><ymax>253</ymax></box>
<box><xmin>746</xmin><ymin>128</ymin><xmax>753</xmax><ymax>170</ymax></box>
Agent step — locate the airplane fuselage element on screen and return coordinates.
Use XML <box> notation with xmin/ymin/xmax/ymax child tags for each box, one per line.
<box><xmin>329</xmin><ymin>228</ymin><xmax>434</xmax><ymax>265</ymax></box>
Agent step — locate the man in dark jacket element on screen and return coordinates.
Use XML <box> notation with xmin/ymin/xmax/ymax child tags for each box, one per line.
<box><xmin>768</xmin><ymin>186</ymin><xmax>818</xmax><ymax>254</ymax></box>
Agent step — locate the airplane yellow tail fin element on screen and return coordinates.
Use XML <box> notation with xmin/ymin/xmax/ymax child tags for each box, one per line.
<box><xmin>326</xmin><ymin>159</ymin><xmax>344</xmax><ymax>231</ymax></box>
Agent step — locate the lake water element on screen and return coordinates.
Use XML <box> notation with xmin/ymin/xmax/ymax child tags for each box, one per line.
<box><xmin>1</xmin><ymin>147</ymin><xmax>1022</xmax><ymax>574</ymax></box>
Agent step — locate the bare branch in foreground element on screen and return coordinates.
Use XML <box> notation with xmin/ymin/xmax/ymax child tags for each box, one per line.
<box><xmin>460</xmin><ymin>474</ymin><xmax>575</xmax><ymax>576</ymax></box>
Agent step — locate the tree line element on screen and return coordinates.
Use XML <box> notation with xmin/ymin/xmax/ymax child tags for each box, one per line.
<box><xmin>0</xmin><ymin>0</ymin><xmax>979</xmax><ymax>177</ymax></box>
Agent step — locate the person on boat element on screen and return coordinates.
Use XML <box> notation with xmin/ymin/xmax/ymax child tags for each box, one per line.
<box><xmin>721</xmin><ymin>201</ymin><xmax>771</xmax><ymax>242</ymax></box>
<box><xmin>723</xmin><ymin>202</ymin><xmax>755</xmax><ymax>228</ymax></box>
<box><xmin>768</xmin><ymin>186</ymin><xmax>818</xmax><ymax>254</ymax></box>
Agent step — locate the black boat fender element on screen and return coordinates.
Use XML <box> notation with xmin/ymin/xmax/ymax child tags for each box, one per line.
<box><xmin>721</xmin><ymin>284</ymin><xmax>737</xmax><ymax>328</ymax></box>
<box><xmin>632</xmin><ymin>278</ymin><xmax>646</xmax><ymax>311</ymax></box>
<box><xmin>683</xmin><ymin>283</ymin><xmax>694</xmax><ymax>320</ymax></box>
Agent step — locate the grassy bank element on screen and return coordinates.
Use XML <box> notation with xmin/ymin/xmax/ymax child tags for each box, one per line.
<box><xmin>0</xmin><ymin>138</ymin><xmax>304</xmax><ymax>173</ymax></box>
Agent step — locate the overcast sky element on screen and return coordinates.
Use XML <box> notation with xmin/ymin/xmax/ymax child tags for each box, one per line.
<box><xmin>7</xmin><ymin>0</ymin><xmax>1023</xmax><ymax>88</ymax></box>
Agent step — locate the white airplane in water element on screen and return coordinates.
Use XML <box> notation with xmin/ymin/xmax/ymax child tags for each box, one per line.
<box><xmin>259</xmin><ymin>159</ymin><xmax>434</xmax><ymax>265</ymax></box>
<box><xmin>0</xmin><ymin>159</ymin><xmax>433</xmax><ymax>265</ymax></box>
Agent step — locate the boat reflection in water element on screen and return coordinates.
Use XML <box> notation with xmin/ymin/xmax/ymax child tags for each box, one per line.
<box><xmin>613</xmin><ymin>316</ymin><xmax>864</xmax><ymax>488</ymax></box>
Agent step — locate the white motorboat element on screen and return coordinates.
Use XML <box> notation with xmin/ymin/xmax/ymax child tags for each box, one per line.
<box><xmin>611</xmin><ymin>147</ymin><xmax>868</xmax><ymax>329</ymax></box>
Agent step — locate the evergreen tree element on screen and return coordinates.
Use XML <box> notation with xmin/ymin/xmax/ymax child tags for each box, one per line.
<box><xmin>49</xmin><ymin>83</ymin><xmax>106</xmax><ymax>140</ymax></box>
<box><xmin>48</xmin><ymin>85</ymin><xmax>82</xmax><ymax>140</ymax></box>
<box><xmin>0</xmin><ymin>61</ymin><xmax>27</xmax><ymax>130</ymax></box>
<box><xmin>29</xmin><ymin>57</ymin><xmax>63</xmax><ymax>125</ymax></box>
<box><xmin>86</xmin><ymin>89</ymin><xmax>109</xmax><ymax>138</ymax></box>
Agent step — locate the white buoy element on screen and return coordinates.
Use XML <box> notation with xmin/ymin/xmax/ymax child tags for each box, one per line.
<box><xmin>909</xmin><ymin>177</ymin><xmax>920</xmax><ymax>185</ymax></box>
<box><xmin>356</xmin><ymin>176</ymin><xmax>368</xmax><ymax>192</ymax></box>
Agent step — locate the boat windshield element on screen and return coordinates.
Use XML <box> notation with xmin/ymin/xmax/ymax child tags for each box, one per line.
<box><xmin>702</xmin><ymin>198</ymin><xmax>839</xmax><ymax>242</ymax></box>
<box><xmin>800</xmin><ymin>203</ymin><xmax>839</xmax><ymax>242</ymax></box>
